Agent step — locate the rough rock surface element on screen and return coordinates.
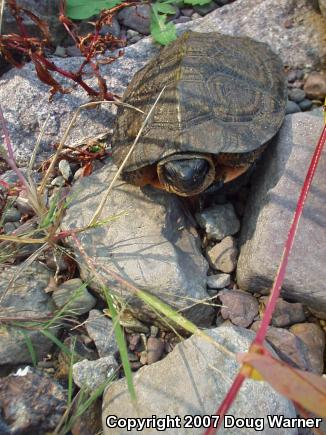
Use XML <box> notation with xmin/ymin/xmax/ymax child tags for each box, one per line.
<box><xmin>1</xmin><ymin>0</ymin><xmax>325</xmax><ymax>167</ymax></box>
<box><xmin>102</xmin><ymin>325</ymin><xmax>296</xmax><ymax>435</ymax></box>
<box><xmin>0</xmin><ymin>263</ymin><xmax>58</xmax><ymax>365</ymax></box>
<box><xmin>196</xmin><ymin>203</ymin><xmax>240</xmax><ymax>241</ymax></box>
<box><xmin>237</xmin><ymin>111</ymin><xmax>326</xmax><ymax>313</ymax></box>
<box><xmin>207</xmin><ymin>236</ymin><xmax>238</xmax><ymax>273</ymax></box>
<box><xmin>260</xmin><ymin>297</ymin><xmax>306</xmax><ymax>327</ymax></box>
<box><xmin>289</xmin><ymin>323</ymin><xmax>325</xmax><ymax>374</ymax></box>
<box><xmin>73</xmin><ymin>356</ymin><xmax>118</xmax><ymax>393</ymax></box>
<box><xmin>191</xmin><ymin>0</ymin><xmax>326</xmax><ymax>69</ymax></box>
<box><xmin>62</xmin><ymin>163</ymin><xmax>214</xmax><ymax>327</ymax></box>
<box><xmin>52</xmin><ymin>278</ymin><xmax>96</xmax><ymax>315</ymax></box>
<box><xmin>219</xmin><ymin>290</ymin><xmax>259</xmax><ymax>327</ymax></box>
<box><xmin>0</xmin><ymin>367</ymin><xmax>66</xmax><ymax>434</ymax></box>
<box><xmin>86</xmin><ymin>310</ymin><xmax>119</xmax><ymax>358</ymax></box>
<box><xmin>251</xmin><ymin>322</ymin><xmax>314</xmax><ymax>372</ymax></box>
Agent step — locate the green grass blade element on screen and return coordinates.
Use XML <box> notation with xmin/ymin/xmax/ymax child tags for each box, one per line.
<box><xmin>102</xmin><ymin>286</ymin><xmax>136</xmax><ymax>402</ymax></box>
<box><xmin>21</xmin><ymin>330</ymin><xmax>37</xmax><ymax>366</ymax></box>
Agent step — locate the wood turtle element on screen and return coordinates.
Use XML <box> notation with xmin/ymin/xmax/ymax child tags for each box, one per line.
<box><xmin>111</xmin><ymin>31</ymin><xmax>286</xmax><ymax>197</ymax></box>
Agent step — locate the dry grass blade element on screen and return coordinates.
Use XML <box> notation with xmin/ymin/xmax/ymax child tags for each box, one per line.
<box><xmin>0</xmin><ymin>242</ymin><xmax>48</xmax><ymax>305</ymax></box>
<box><xmin>0</xmin><ymin>0</ymin><xmax>5</xmax><ymax>35</ymax></box>
<box><xmin>28</xmin><ymin>113</ymin><xmax>50</xmax><ymax>182</ymax></box>
<box><xmin>88</xmin><ymin>86</ymin><xmax>167</xmax><ymax>226</ymax></box>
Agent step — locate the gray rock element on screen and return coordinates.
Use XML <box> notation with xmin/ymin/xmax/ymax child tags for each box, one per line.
<box><xmin>51</xmin><ymin>175</ymin><xmax>65</xmax><ymax>187</ymax></box>
<box><xmin>191</xmin><ymin>0</ymin><xmax>326</xmax><ymax>70</ymax></box>
<box><xmin>146</xmin><ymin>337</ymin><xmax>165</xmax><ymax>364</ymax></box>
<box><xmin>251</xmin><ymin>321</ymin><xmax>313</xmax><ymax>371</ymax></box>
<box><xmin>286</xmin><ymin>100</ymin><xmax>301</xmax><ymax>114</ymax></box>
<box><xmin>102</xmin><ymin>325</ymin><xmax>296</xmax><ymax>435</ymax></box>
<box><xmin>52</xmin><ymin>278</ymin><xmax>96</xmax><ymax>315</ymax></box>
<box><xmin>288</xmin><ymin>88</ymin><xmax>306</xmax><ymax>103</ymax></box>
<box><xmin>99</xmin><ymin>17</ymin><xmax>121</xmax><ymax>38</ymax></box>
<box><xmin>0</xmin><ymin>367</ymin><xmax>66</xmax><ymax>434</ymax></box>
<box><xmin>207</xmin><ymin>273</ymin><xmax>231</xmax><ymax>289</ymax></box>
<box><xmin>207</xmin><ymin>236</ymin><xmax>238</xmax><ymax>273</ymax></box>
<box><xmin>299</xmin><ymin>98</ymin><xmax>313</xmax><ymax>111</ymax></box>
<box><xmin>73</xmin><ymin>356</ymin><xmax>118</xmax><ymax>393</ymax></box>
<box><xmin>289</xmin><ymin>323</ymin><xmax>325</xmax><ymax>374</ymax></box>
<box><xmin>219</xmin><ymin>290</ymin><xmax>259</xmax><ymax>327</ymax></box>
<box><xmin>303</xmin><ymin>71</ymin><xmax>326</xmax><ymax>99</ymax></box>
<box><xmin>260</xmin><ymin>297</ymin><xmax>306</xmax><ymax>327</ymax></box>
<box><xmin>196</xmin><ymin>203</ymin><xmax>240</xmax><ymax>241</ymax></box>
<box><xmin>117</xmin><ymin>5</ymin><xmax>151</xmax><ymax>35</ymax></box>
<box><xmin>62</xmin><ymin>163</ymin><xmax>214</xmax><ymax>327</ymax></box>
<box><xmin>3</xmin><ymin>221</ymin><xmax>19</xmax><ymax>233</ymax></box>
<box><xmin>180</xmin><ymin>8</ymin><xmax>194</xmax><ymax>17</ymax></box>
<box><xmin>2</xmin><ymin>207</ymin><xmax>21</xmax><ymax>223</ymax></box>
<box><xmin>0</xmin><ymin>263</ymin><xmax>58</xmax><ymax>365</ymax></box>
<box><xmin>86</xmin><ymin>310</ymin><xmax>118</xmax><ymax>358</ymax></box>
<box><xmin>237</xmin><ymin>111</ymin><xmax>326</xmax><ymax>313</ymax></box>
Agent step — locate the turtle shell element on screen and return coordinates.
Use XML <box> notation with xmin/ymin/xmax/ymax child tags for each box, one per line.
<box><xmin>111</xmin><ymin>31</ymin><xmax>286</xmax><ymax>173</ymax></box>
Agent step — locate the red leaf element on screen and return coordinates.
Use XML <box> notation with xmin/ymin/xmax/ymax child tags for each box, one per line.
<box><xmin>239</xmin><ymin>351</ymin><xmax>326</xmax><ymax>417</ymax></box>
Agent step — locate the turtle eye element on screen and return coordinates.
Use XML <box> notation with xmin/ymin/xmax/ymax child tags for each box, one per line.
<box><xmin>163</xmin><ymin>158</ymin><xmax>209</xmax><ymax>193</ymax></box>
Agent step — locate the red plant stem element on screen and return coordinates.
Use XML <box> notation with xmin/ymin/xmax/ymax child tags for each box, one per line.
<box><xmin>204</xmin><ymin>374</ymin><xmax>245</xmax><ymax>435</ymax></box>
<box><xmin>204</xmin><ymin>122</ymin><xmax>326</xmax><ymax>435</ymax></box>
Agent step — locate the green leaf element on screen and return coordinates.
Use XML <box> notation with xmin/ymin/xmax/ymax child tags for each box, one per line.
<box><xmin>183</xmin><ymin>0</ymin><xmax>212</xmax><ymax>5</ymax></box>
<box><xmin>66</xmin><ymin>0</ymin><xmax>122</xmax><ymax>20</ymax></box>
<box><xmin>150</xmin><ymin>12</ymin><xmax>177</xmax><ymax>45</ymax></box>
<box><xmin>153</xmin><ymin>3</ymin><xmax>176</xmax><ymax>15</ymax></box>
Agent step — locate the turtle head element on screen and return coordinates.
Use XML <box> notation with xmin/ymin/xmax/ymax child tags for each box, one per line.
<box><xmin>157</xmin><ymin>154</ymin><xmax>215</xmax><ymax>196</ymax></box>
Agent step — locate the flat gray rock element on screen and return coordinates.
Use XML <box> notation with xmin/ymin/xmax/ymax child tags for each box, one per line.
<box><xmin>102</xmin><ymin>324</ymin><xmax>296</xmax><ymax>435</ymax></box>
<box><xmin>62</xmin><ymin>163</ymin><xmax>214</xmax><ymax>327</ymax></box>
<box><xmin>237</xmin><ymin>111</ymin><xmax>326</xmax><ymax>313</ymax></box>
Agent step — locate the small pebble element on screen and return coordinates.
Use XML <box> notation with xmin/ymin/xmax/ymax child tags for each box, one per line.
<box><xmin>126</xmin><ymin>29</ymin><xmax>139</xmax><ymax>39</ymax></box>
<box><xmin>287</xmin><ymin>70</ymin><xmax>297</xmax><ymax>83</ymax></box>
<box><xmin>52</xmin><ymin>278</ymin><xmax>96</xmax><ymax>315</ymax></box>
<box><xmin>207</xmin><ymin>236</ymin><xmax>238</xmax><ymax>273</ymax></box>
<box><xmin>2</xmin><ymin>207</ymin><xmax>21</xmax><ymax>223</ymax></box>
<box><xmin>303</xmin><ymin>71</ymin><xmax>326</xmax><ymax>100</ymax></box>
<box><xmin>51</xmin><ymin>176</ymin><xmax>65</xmax><ymax>187</ymax></box>
<box><xmin>3</xmin><ymin>222</ymin><xmax>19</xmax><ymax>233</ymax></box>
<box><xmin>180</xmin><ymin>8</ymin><xmax>194</xmax><ymax>17</ymax></box>
<box><xmin>58</xmin><ymin>159</ymin><xmax>72</xmax><ymax>181</ymax></box>
<box><xmin>285</xmin><ymin>100</ymin><xmax>301</xmax><ymax>114</ymax></box>
<box><xmin>260</xmin><ymin>296</ymin><xmax>305</xmax><ymax>327</ymax></box>
<box><xmin>15</xmin><ymin>194</ymin><xmax>34</xmax><ymax>215</ymax></box>
<box><xmin>196</xmin><ymin>203</ymin><xmax>240</xmax><ymax>241</ymax></box>
<box><xmin>147</xmin><ymin>337</ymin><xmax>165</xmax><ymax>364</ymax></box>
<box><xmin>290</xmin><ymin>323</ymin><xmax>325</xmax><ymax>374</ymax></box>
<box><xmin>207</xmin><ymin>273</ymin><xmax>231</xmax><ymax>289</ymax></box>
<box><xmin>296</xmin><ymin>70</ymin><xmax>305</xmax><ymax>80</ymax></box>
<box><xmin>288</xmin><ymin>88</ymin><xmax>306</xmax><ymax>103</ymax></box>
<box><xmin>219</xmin><ymin>289</ymin><xmax>259</xmax><ymax>328</ymax></box>
<box><xmin>299</xmin><ymin>98</ymin><xmax>313</xmax><ymax>111</ymax></box>
<box><xmin>53</xmin><ymin>46</ymin><xmax>66</xmax><ymax>57</ymax></box>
